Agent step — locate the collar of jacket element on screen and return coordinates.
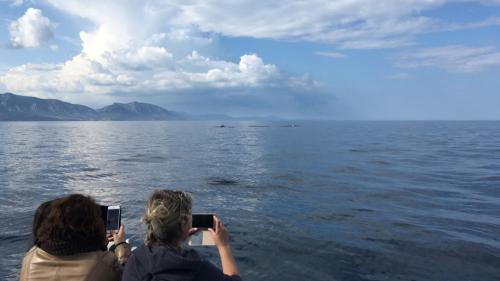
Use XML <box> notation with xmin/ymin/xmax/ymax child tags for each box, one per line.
<box><xmin>39</xmin><ymin>239</ymin><xmax>106</xmax><ymax>256</ymax></box>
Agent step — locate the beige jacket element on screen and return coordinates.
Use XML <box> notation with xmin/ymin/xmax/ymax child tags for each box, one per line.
<box><xmin>20</xmin><ymin>246</ymin><xmax>121</xmax><ymax>281</ymax></box>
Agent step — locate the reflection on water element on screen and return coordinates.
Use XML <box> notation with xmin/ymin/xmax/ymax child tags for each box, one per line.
<box><xmin>1</xmin><ymin>121</ymin><xmax>500</xmax><ymax>280</ymax></box>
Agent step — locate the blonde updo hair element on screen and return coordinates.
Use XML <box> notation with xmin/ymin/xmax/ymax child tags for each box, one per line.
<box><xmin>142</xmin><ymin>189</ymin><xmax>192</xmax><ymax>246</ymax></box>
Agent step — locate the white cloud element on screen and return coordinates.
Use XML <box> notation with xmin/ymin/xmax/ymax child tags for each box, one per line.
<box><xmin>104</xmin><ymin>46</ymin><xmax>174</xmax><ymax>71</ymax></box>
<box><xmin>396</xmin><ymin>45</ymin><xmax>500</xmax><ymax>73</ymax></box>
<box><xmin>9</xmin><ymin>8</ymin><xmax>54</xmax><ymax>48</ymax></box>
<box><xmin>43</xmin><ymin>0</ymin><xmax>500</xmax><ymax>51</ymax></box>
<box><xmin>0</xmin><ymin>46</ymin><xmax>308</xmax><ymax>98</ymax></box>
<box><xmin>0</xmin><ymin>45</ymin><xmax>327</xmax><ymax>117</ymax></box>
<box><xmin>315</xmin><ymin>51</ymin><xmax>346</xmax><ymax>58</ymax></box>
<box><xmin>1</xmin><ymin>1</ymin><xmax>318</xmax><ymax>107</ymax></box>
<box><xmin>168</xmin><ymin>0</ymin><xmax>440</xmax><ymax>45</ymax></box>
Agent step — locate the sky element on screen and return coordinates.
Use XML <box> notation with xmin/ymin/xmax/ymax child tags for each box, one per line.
<box><xmin>0</xmin><ymin>0</ymin><xmax>500</xmax><ymax>119</ymax></box>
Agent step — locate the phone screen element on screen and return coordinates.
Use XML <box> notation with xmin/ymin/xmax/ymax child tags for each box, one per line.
<box><xmin>192</xmin><ymin>214</ymin><xmax>214</xmax><ymax>229</ymax></box>
<box><xmin>107</xmin><ymin>206</ymin><xmax>121</xmax><ymax>231</ymax></box>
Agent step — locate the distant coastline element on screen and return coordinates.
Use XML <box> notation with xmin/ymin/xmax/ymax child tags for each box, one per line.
<box><xmin>0</xmin><ymin>93</ymin><xmax>280</xmax><ymax>122</ymax></box>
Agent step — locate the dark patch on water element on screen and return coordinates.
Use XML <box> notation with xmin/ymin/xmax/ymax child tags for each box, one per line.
<box><xmin>349</xmin><ymin>148</ymin><xmax>368</xmax><ymax>153</ymax></box>
<box><xmin>333</xmin><ymin>165</ymin><xmax>363</xmax><ymax>173</ymax></box>
<box><xmin>392</xmin><ymin>222</ymin><xmax>417</xmax><ymax>229</ymax></box>
<box><xmin>308</xmin><ymin>212</ymin><xmax>354</xmax><ymax>222</ymax></box>
<box><xmin>84</xmin><ymin>173</ymin><xmax>115</xmax><ymax>179</ymax></box>
<box><xmin>115</xmin><ymin>154</ymin><xmax>168</xmax><ymax>163</ymax></box>
<box><xmin>33</xmin><ymin>145</ymin><xmax>50</xmax><ymax>149</ymax></box>
<box><xmin>363</xmin><ymin>237</ymin><xmax>405</xmax><ymax>247</ymax></box>
<box><xmin>207</xmin><ymin>177</ymin><xmax>239</xmax><ymax>186</ymax></box>
<box><xmin>81</xmin><ymin>167</ymin><xmax>100</xmax><ymax>172</ymax></box>
<box><xmin>352</xmin><ymin>208</ymin><xmax>374</xmax><ymax>213</ymax></box>
<box><xmin>373</xmin><ymin>160</ymin><xmax>390</xmax><ymax>165</ymax></box>
<box><xmin>479</xmin><ymin>176</ymin><xmax>500</xmax><ymax>181</ymax></box>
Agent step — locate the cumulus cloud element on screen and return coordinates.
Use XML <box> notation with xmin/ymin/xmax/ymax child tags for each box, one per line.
<box><xmin>1</xmin><ymin>0</ymin><xmax>322</xmax><ymax>115</ymax></box>
<box><xmin>0</xmin><ymin>47</ymin><xmax>324</xmax><ymax>116</ymax></box>
<box><xmin>0</xmin><ymin>47</ymin><xmax>310</xmax><ymax>96</ymax></box>
<box><xmin>396</xmin><ymin>45</ymin><xmax>500</xmax><ymax>73</ymax></box>
<box><xmin>9</xmin><ymin>8</ymin><xmax>54</xmax><ymax>48</ymax></box>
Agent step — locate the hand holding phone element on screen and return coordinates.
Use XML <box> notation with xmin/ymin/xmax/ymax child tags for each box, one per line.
<box><xmin>207</xmin><ymin>216</ymin><xmax>229</xmax><ymax>248</ymax></box>
<box><xmin>189</xmin><ymin>214</ymin><xmax>215</xmax><ymax>246</ymax></box>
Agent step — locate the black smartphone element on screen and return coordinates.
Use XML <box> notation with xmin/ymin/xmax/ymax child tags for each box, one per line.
<box><xmin>192</xmin><ymin>214</ymin><xmax>214</xmax><ymax>229</ymax></box>
<box><xmin>106</xmin><ymin>205</ymin><xmax>121</xmax><ymax>231</ymax></box>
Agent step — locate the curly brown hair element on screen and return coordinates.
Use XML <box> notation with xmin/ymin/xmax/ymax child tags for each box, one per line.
<box><xmin>32</xmin><ymin>199</ymin><xmax>54</xmax><ymax>246</ymax></box>
<box><xmin>36</xmin><ymin>194</ymin><xmax>105</xmax><ymax>248</ymax></box>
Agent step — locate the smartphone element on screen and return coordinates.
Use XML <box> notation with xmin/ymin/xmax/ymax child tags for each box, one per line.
<box><xmin>192</xmin><ymin>214</ymin><xmax>214</xmax><ymax>229</ymax></box>
<box><xmin>106</xmin><ymin>205</ymin><xmax>121</xmax><ymax>231</ymax></box>
<box><xmin>188</xmin><ymin>231</ymin><xmax>215</xmax><ymax>246</ymax></box>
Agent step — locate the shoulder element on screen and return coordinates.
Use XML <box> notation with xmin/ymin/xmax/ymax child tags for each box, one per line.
<box><xmin>87</xmin><ymin>251</ymin><xmax>121</xmax><ymax>281</ymax></box>
<box><xmin>122</xmin><ymin>244</ymin><xmax>151</xmax><ymax>281</ymax></box>
<box><xmin>22</xmin><ymin>246</ymin><xmax>37</xmax><ymax>261</ymax></box>
<box><xmin>196</xmin><ymin>260</ymin><xmax>242</xmax><ymax>281</ymax></box>
<box><xmin>20</xmin><ymin>247</ymin><xmax>37</xmax><ymax>280</ymax></box>
<box><xmin>99</xmin><ymin>250</ymin><xmax>120</xmax><ymax>266</ymax></box>
<box><xmin>181</xmin><ymin>247</ymin><xmax>202</xmax><ymax>260</ymax></box>
<box><xmin>20</xmin><ymin>247</ymin><xmax>121</xmax><ymax>281</ymax></box>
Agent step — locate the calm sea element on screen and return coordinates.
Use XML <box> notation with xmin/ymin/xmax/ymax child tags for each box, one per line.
<box><xmin>1</xmin><ymin>121</ymin><xmax>499</xmax><ymax>280</ymax></box>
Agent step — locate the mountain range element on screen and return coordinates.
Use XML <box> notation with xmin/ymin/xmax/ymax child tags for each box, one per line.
<box><xmin>0</xmin><ymin>93</ymin><xmax>189</xmax><ymax>121</ymax></box>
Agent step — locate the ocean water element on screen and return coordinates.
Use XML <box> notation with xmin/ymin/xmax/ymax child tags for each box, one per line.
<box><xmin>1</xmin><ymin>121</ymin><xmax>499</xmax><ymax>281</ymax></box>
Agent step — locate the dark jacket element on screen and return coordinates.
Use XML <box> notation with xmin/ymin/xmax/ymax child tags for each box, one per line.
<box><xmin>122</xmin><ymin>245</ymin><xmax>242</xmax><ymax>281</ymax></box>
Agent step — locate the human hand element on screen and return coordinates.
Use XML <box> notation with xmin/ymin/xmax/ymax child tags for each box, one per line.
<box><xmin>112</xmin><ymin>225</ymin><xmax>126</xmax><ymax>245</ymax></box>
<box><xmin>106</xmin><ymin>233</ymin><xmax>114</xmax><ymax>242</ymax></box>
<box><xmin>188</xmin><ymin>227</ymin><xmax>199</xmax><ymax>237</ymax></box>
<box><xmin>208</xmin><ymin>216</ymin><xmax>230</xmax><ymax>248</ymax></box>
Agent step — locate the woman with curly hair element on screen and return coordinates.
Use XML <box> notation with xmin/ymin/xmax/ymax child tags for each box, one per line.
<box><xmin>20</xmin><ymin>194</ymin><xmax>130</xmax><ymax>281</ymax></box>
<box><xmin>123</xmin><ymin>189</ymin><xmax>242</xmax><ymax>281</ymax></box>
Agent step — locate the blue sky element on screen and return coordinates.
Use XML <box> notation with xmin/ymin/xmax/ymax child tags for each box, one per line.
<box><xmin>1</xmin><ymin>0</ymin><xmax>500</xmax><ymax>119</ymax></box>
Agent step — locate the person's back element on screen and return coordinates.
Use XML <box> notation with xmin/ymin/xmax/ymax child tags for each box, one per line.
<box><xmin>123</xmin><ymin>189</ymin><xmax>242</xmax><ymax>281</ymax></box>
<box><xmin>123</xmin><ymin>244</ymin><xmax>240</xmax><ymax>281</ymax></box>
<box><xmin>20</xmin><ymin>194</ymin><xmax>130</xmax><ymax>281</ymax></box>
<box><xmin>20</xmin><ymin>246</ymin><xmax>119</xmax><ymax>281</ymax></box>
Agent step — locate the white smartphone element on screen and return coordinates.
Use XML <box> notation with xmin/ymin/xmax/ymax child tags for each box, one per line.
<box><xmin>106</xmin><ymin>205</ymin><xmax>121</xmax><ymax>232</ymax></box>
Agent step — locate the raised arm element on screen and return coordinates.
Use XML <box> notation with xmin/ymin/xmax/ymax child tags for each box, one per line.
<box><xmin>208</xmin><ymin>216</ymin><xmax>240</xmax><ymax>276</ymax></box>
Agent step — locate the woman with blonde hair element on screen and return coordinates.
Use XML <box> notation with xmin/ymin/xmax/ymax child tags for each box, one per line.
<box><xmin>123</xmin><ymin>189</ymin><xmax>242</xmax><ymax>281</ymax></box>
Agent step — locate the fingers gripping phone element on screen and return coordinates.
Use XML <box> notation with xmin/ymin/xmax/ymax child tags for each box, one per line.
<box><xmin>106</xmin><ymin>205</ymin><xmax>121</xmax><ymax>232</ymax></box>
<box><xmin>189</xmin><ymin>214</ymin><xmax>215</xmax><ymax>246</ymax></box>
